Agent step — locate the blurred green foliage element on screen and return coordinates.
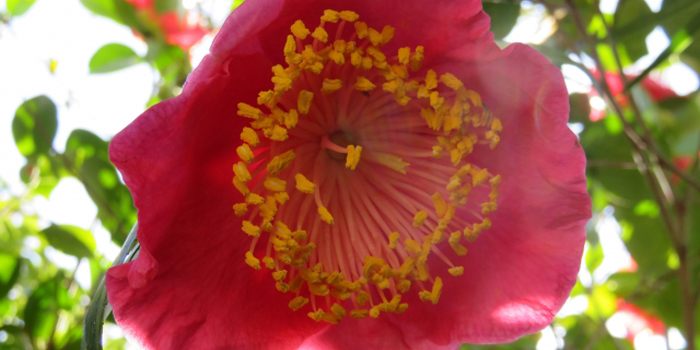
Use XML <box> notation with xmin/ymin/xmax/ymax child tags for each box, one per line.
<box><xmin>2</xmin><ymin>0</ymin><xmax>700</xmax><ymax>349</ymax></box>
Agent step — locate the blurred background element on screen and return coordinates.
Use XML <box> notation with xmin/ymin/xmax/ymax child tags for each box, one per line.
<box><xmin>1</xmin><ymin>0</ymin><xmax>699</xmax><ymax>349</ymax></box>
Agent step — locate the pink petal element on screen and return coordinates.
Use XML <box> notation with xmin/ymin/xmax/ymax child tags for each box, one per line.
<box><xmin>302</xmin><ymin>44</ymin><xmax>589</xmax><ymax>349</ymax></box>
<box><xmin>106</xmin><ymin>52</ymin><xmax>327</xmax><ymax>350</ymax></box>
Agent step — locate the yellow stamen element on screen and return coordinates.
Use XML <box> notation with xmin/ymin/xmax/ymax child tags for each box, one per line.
<box><xmin>237</xmin><ymin>103</ymin><xmax>263</xmax><ymax>120</ymax></box>
<box><xmin>345</xmin><ymin>145</ymin><xmax>362</xmax><ymax>170</ymax></box>
<box><xmin>245</xmin><ymin>251</ymin><xmax>261</xmax><ymax>269</ymax></box>
<box><xmin>321</xmin><ymin>78</ymin><xmax>343</xmax><ymax>94</ymax></box>
<box><xmin>240</xmin><ymin>127</ymin><xmax>260</xmax><ymax>146</ymax></box>
<box><xmin>318</xmin><ymin>206</ymin><xmax>334</xmax><ymax>225</ymax></box>
<box><xmin>236</xmin><ymin>144</ymin><xmax>255</xmax><ymax>163</ymax></box>
<box><xmin>232</xmin><ymin>203</ymin><xmax>247</xmax><ymax>216</ymax></box>
<box><xmin>448</xmin><ymin>266</ymin><xmax>464</xmax><ymax>276</ymax></box>
<box><xmin>413</xmin><ymin>210</ymin><xmax>428</xmax><ymax>227</ymax></box>
<box><xmin>242</xmin><ymin>221</ymin><xmax>261</xmax><ymax>238</ymax></box>
<box><xmin>339</xmin><ymin>10</ymin><xmax>359</xmax><ymax>22</ymax></box>
<box><xmin>312</xmin><ymin>27</ymin><xmax>329</xmax><ymax>43</ymax></box>
<box><xmin>388</xmin><ymin>232</ymin><xmax>400</xmax><ymax>249</ymax></box>
<box><xmin>295</xmin><ymin>173</ymin><xmax>316</xmax><ymax>193</ymax></box>
<box><xmin>267</xmin><ymin>150</ymin><xmax>296</xmax><ymax>176</ymax></box>
<box><xmin>289</xmin><ymin>296</ymin><xmax>309</xmax><ymax>311</ymax></box>
<box><xmin>291</xmin><ymin>20</ymin><xmax>310</xmax><ymax>40</ymax></box>
<box><xmin>355</xmin><ymin>76</ymin><xmax>376</xmax><ymax>91</ymax></box>
<box><xmin>321</xmin><ymin>9</ymin><xmax>339</xmax><ymax>23</ymax></box>
<box><xmin>233</xmin><ymin>162</ymin><xmax>252</xmax><ymax>183</ymax></box>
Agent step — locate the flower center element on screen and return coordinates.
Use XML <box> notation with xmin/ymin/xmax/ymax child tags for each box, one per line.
<box><xmin>233</xmin><ymin>9</ymin><xmax>503</xmax><ymax>323</ymax></box>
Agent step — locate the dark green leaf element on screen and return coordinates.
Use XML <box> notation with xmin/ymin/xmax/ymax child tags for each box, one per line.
<box><xmin>482</xmin><ymin>2</ymin><xmax>521</xmax><ymax>40</ymax></box>
<box><xmin>12</xmin><ymin>95</ymin><xmax>58</xmax><ymax>160</ymax></box>
<box><xmin>79</xmin><ymin>0</ymin><xmax>142</xmax><ymax>29</ymax></box>
<box><xmin>569</xmin><ymin>93</ymin><xmax>593</xmax><ymax>124</ymax></box>
<box><xmin>24</xmin><ymin>278</ymin><xmax>59</xmax><ymax>341</ymax></box>
<box><xmin>40</xmin><ymin>224</ymin><xmax>96</xmax><ymax>258</ymax></box>
<box><xmin>0</xmin><ymin>254</ymin><xmax>21</xmax><ymax>300</ymax></box>
<box><xmin>64</xmin><ymin>130</ymin><xmax>136</xmax><ymax>242</ymax></box>
<box><xmin>6</xmin><ymin>0</ymin><xmax>36</xmax><ymax>16</ymax></box>
<box><xmin>89</xmin><ymin>43</ymin><xmax>142</xmax><ymax>74</ymax></box>
<box><xmin>613</xmin><ymin>0</ymin><xmax>653</xmax><ymax>61</ymax></box>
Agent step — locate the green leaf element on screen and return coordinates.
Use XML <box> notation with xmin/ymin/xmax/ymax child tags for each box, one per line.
<box><xmin>65</xmin><ymin>130</ymin><xmax>137</xmax><ymax>242</ymax></box>
<box><xmin>482</xmin><ymin>2</ymin><xmax>521</xmax><ymax>40</ymax></box>
<box><xmin>12</xmin><ymin>95</ymin><xmax>58</xmax><ymax>160</ymax></box>
<box><xmin>231</xmin><ymin>0</ymin><xmax>245</xmax><ymax>11</ymax></box>
<box><xmin>613</xmin><ymin>0</ymin><xmax>653</xmax><ymax>61</ymax></box>
<box><xmin>79</xmin><ymin>0</ymin><xmax>142</xmax><ymax>29</ymax></box>
<box><xmin>89</xmin><ymin>43</ymin><xmax>143</xmax><ymax>74</ymax></box>
<box><xmin>154</xmin><ymin>0</ymin><xmax>180</xmax><ymax>14</ymax></box>
<box><xmin>6</xmin><ymin>0</ymin><xmax>36</xmax><ymax>16</ymax></box>
<box><xmin>625</xmin><ymin>13</ymin><xmax>700</xmax><ymax>91</ymax></box>
<box><xmin>24</xmin><ymin>278</ymin><xmax>60</xmax><ymax>341</ymax></box>
<box><xmin>0</xmin><ymin>254</ymin><xmax>21</xmax><ymax>300</ymax></box>
<box><xmin>40</xmin><ymin>224</ymin><xmax>96</xmax><ymax>258</ymax></box>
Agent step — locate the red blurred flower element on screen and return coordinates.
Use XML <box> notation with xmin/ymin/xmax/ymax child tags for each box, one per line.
<box><xmin>106</xmin><ymin>1</ymin><xmax>590</xmax><ymax>349</ymax></box>
<box><xmin>589</xmin><ymin>71</ymin><xmax>680</xmax><ymax>121</ymax></box>
<box><xmin>617</xmin><ymin>300</ymin><xmax>665</xmax><ymax>343</ymax></box>
<box><xmin>126</xmin><ymin>0</ymin><xmax>208</xmax><ymax>51</ymax></box>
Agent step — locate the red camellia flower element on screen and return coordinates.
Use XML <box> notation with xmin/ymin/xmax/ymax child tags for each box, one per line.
<box><xmin>105</xmin><ymin>0</ymin><xmax>590</xmax><ymax>349</ymax></box>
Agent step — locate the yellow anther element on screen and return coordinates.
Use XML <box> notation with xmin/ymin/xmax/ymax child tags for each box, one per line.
<box><xmin>491</xmin><ymin>118</ymin><xmax>503</xmax><ymax>132</ymax></box>
<box><xmin>413</xmin><ymin>210</ymin><xmax>428</xmax><ymax>227</ymax></box>
<box><xmin>431</xmin><ymin>228</ymin><xmax>444</xmax><ymax>244</ymax></box>
<box><xmin>283</xmin><ymin>109</ymin><xmax>298</xmax><ymax>129</ymax></box>
<box><xmin>330</xmin><ymin>303</ymin><xmax>347</xmax><ymax>318</ymax></box>
<box><xmin>354</xmin><ymin>21</ymin><xmax>368</xmax><ymax>39</ymax></box>
<box><xmin>355</xmin><ymin>76</ymin><xmax>376</xmax><ymax>91</ymax></box>
<box><xmin>339</xmin><ymin>10</ymin><xmax>359</xmax><ymax>22</ymax></box>
<box><xmin>356</xmin><ymin>290</ymin><xmax>370</xmax><ymax>306</ymax></box>
<box><xmin>388</xmin><ymin>232</ymin><xmax>400</xmax><ymax>249</ymax></box>
<box><xmin>405</xmin><ymin>238</ymin><xmax>422</xmax><ymax>254</ymax></box>
<box><xmin>291</xmin><ymin>20</ymin><xmax>310</xmax><ymax>39</ymax></box>
<box><xmin>269</xmin><ymin>125</ymin><xmax>288</xmax><ymax>141</ymax></box>
<box><xmin>232</xmin><ymin>203</ymin><xmax>247</xmax><ymax>216</ymax></box>
<box><xmin>443</xmin><ymin>204</ymin><xmax>456</xmax><ymax>222</ymax></box>
<box><xmin>410</xmin><ymin>45</ymin><xmax>424</xmax><ymax>71</ymax></box>
<box><xmin>308</xmin><ymin>283</ymin><xmax>330</xmax><ymax>296</ymax></box>
<box><xmin>284</xmin><ymin>35</ymin><xmax>296</xmax><ymax>57</ymax></box>
<box><xmin>262</xmin><ymin>177</ymin><xmax>286</xmax><ymax>192</ymax></box>
<box><xmin>267</xmin><ymin>150</ymin><xmax>296</xmax><ymax>176</ymax></box>
<box><xmin>321</xmin><ymin>78</ymin><xmax>343</xmax><ymax>94</ymax></box>
<box><xmin>431</xmin><ymin>192</ymin><xmax>447</xmax><ymax>218</ymax></box>
<box><xmin>308</xmin><ymin>309</ymin><xmax>325</xmax><ymax>321</ymax></box>
<box><xmin>236</xmin><ymin>144</ymin><xmax>255</xmax><ymax>163</ymax></box>
<box><xmin>233</xmin><ymin>161</ymin><xmax>252</xmax><ymax>183</ymax></box>
<box><xmin>398</xmin><ymin>47</ymin><xmax>410</xmax><ymax>65</ymax></box>
<box><xmin>312</xmin><ymin>26</ymin><xmax>328</xmax><ymax>43</ymax></box>
<box><xmin>318</xmin><ymin>206</ymin><xmax>334</xmax><ymax>224</ymax></box>
<box><xmin>242</xmin><ymin>221</ymin><xmax>261</xmax><ymax>237</ymax></box>
<box><xmin>382</xmin><ymin>79</ymin><xmax>399</xmax><ymax>93</ymax></box>
<box><xmin>368</xmin><ymin>28</ymin><xmax>383</xmax><ymax>46</ymax></box>
<box><xmin>482</xmin><ymin>201</ymin><xmax>497</xmax><ymax>214</ymax></box>
<box><xmin>361</xmin><ymin>56</ymin><xmax>373</xmax><ymax>70</ymax></box>
<box><xmin>328</xmin><ymin>50</ymin><xmax>345</xmax><ymax>65</ymax></box>
<box><xmin>237</xmin><ymin>103</ymin><xmax>263</xmax><ymax>120</ymax></box>
<box><xmin>272</xmin><ymin>270</ymin><xmax>288</xmax><ymax>281</ymax></box>
<box><xmin>369</xmin><ymin>305</ymin><xmax>382</xmax><ymax>318</ymax></box>
<box><xmin>321</xmin><ymin>9</ymin><xmax>339</xmax><ymax>23</ymax></box>
<box><xmin>232</xmin><ymin>177</ymin><xmax>249</xmax><ymax>197</ymax></box>
<box><xmin>397</xmin><ymin>303</ymin><xmax>409</xmax><ymax>313</ymax></box>
<box><xmin>448</xmin><ymin>266</ymin><xmax>464</xmax><ymax>276</ymax></box>
<box><xmin>467</xmin><ymin>89</ymin><xmax>482</xmax><ymax>107</ymax></box>
<box><xmin>345</xmin><ymin>145</ymin><xmax>362</xmax><ymax>170</ymax></box>
<box><xmin>374</xmin><ymin>153</ymin><xmax>410</xmax><ymax>174</ymax></box>
<box><xmin>294</xmin><ymin>173</ymin><xmax>316</xmax><ymax>194</ymax></box>
<box><xmin>350</xmin><ymin>51</ymin><xmax>363</xmax><ymax>67</ymax></box>
<box><xmin>430</xmin><ymin>91</ymin><xmax>444</xmax><ymax>110</ymax></box>
<box><xmin>287</xmin><ymin>296</ymin><xmax>308</xmax><ymax>311</ymax></box>
<box><xmin>397</xmin><ymin>279</ymin><xmax>411</xmax><ymax>293</ymax></box>
<box><xmin>276</xmin><ymin>281</ymin><xmax>290</xmax><ymax>293</ymax></box>
<box><xmin>449</xmin><ymin>231</ymin><xmax>468</xmax><ymax>256</ymax></box>
<box><xmin>440</xmin><ymin>73</ymin><xmax>464</xmax><ymax>90</ymax></box>
<box><xmin>245</xmin><ymin>251</ymin><xmax>261</xmax><ymax>269</ymax></box>
<box><xmin>398</xmin><ymin>257</ymin><xmax>415</xmax><ymax>278</ymax></box>
<box><xmin>419</xmin><ymin>290</ymin><xmax>433</xmax><ymax>302</ymax></box>
<box><xmin>380</xmin><ymin>26</ymin><xmax>395</xmax><ymax>44</ymax></box>
<box><xmin>350</xmin><ymin>309</ymin><xmax>368</xmax><ymax>319</ymax></box>
<box><xmin>425</xmin><ymin>70</ymin><xmax>438</xmax><ymax>90</ymax></box>
<box><xmin>391</xmin><ymin>64</ymin><xmax>408</xmax><ymax>79</ymax></box>
<box><xmin>471</xmin><ymin>168</ymin><xmax>489</xmax><ymax>187</ymax></box>
<box><xmin>418</xmin><ymin>234</ymin><xmax>433</xmax><ymax>264</ymax></box>
<box><xmin>262</xmin><ymin>256</ymin><xmax>275</xmax><ymax>269</ymax></box>
<box><xmin>240</xmin><ymin>127</ymin><xmax>260</xmax><ymax>146</ymax></box>
<box><xmin>262</xmin><ymin>186</ymin><xmax>282</xmax><ymax>201</ymax></box>
<box><xmin>365</xmin><ymin>46</ymin><xmax>386</xmax><ymax>62</ymax></box>
<box><xmin>245</xmin><ymin>193</ymin><xmax>264</xmax><ymax>205</ymax></box>
<box><xmin>257</xmin><ymin>90</ymin><xmax>274</xmax><ymax>105</ymax></box>
<box><xmin>296</xmin><ymin>90</ymin><xmax>314</xmax><ymax>115</ymax></box>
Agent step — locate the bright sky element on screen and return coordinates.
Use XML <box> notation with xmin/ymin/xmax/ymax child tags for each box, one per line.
<box><xmin>1</xmin><ymin>1</ymin><xmax>697</xmax><ymax>348</ymax></box>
